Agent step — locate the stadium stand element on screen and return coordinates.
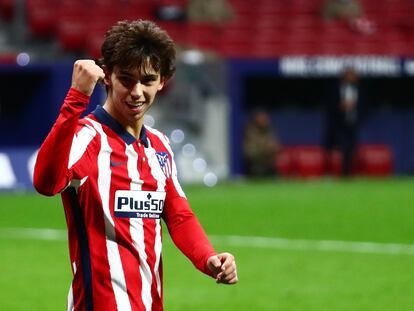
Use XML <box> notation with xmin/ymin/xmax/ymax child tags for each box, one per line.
<box><xmin>26</xmin><ymin>0</ymin><xmax>57</xmax><ymax>36</ymax></box>
<box><xmin>1</xmin><ymin>0</ymin><xmax>414</xmax><ymax>60</ymax></box>
<box><xmin>0</xmin><ymin>0</ymin><xmax>408</xmax><ymax>180</ymax></box>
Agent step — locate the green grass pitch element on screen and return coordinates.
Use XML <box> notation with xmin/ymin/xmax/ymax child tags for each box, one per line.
<box><xmin>1</xmin><ymin>178</ymin><xmax>414</xmax><ymax>310</ymax></box>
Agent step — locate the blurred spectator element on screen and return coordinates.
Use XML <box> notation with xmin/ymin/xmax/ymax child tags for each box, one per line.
<box><xmin>349</xmin><ymin>16</ymin><xmax>376</xmax><ymax>35</ymax></box>
<box><xmin>324</xmin><ymin>67</ymin><xmax>362</xmax><ymax>176</ymax></box>
<box><xmin>155</xmin><ymin>4</ymin><xmax>186</xmax><ymax>21</ymax></box>
<box><xmin>322</xmin><ymin>0</ymin><xmax>375</xmax><ymax>34</ymax></box>
<box><xmin>322</xmin><ymin>0</ymin><xmax>362</xmax><ymax>21</ymax></box>
<box><xmin>187</xmin><ymin>0</ymin><xmax>234</xmax><ymax>24</ymax></box>
<box><xmin>243</xmin><ymin>110</ymin><xmax>280</xmax><ymax>177</ymax></box>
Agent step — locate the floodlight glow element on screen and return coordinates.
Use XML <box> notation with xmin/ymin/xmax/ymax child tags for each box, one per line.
<box><xmin>193</xmin><ymin>158</ymin><xmax>207</xmax><ymax>172</ymax></box>
<box><xmin>181</xmin><ymin>49</ymin><xmax>205</xmax><ymax>65</ymax></box>
<box><xmin>144</xmin><ymin>114</ymin><xmax>155</xmax><ymax>127</ymax></box>
<box><xmin>182</xmin><ymin>143</ymin><xmax>196</xmax><ymax>157</ymax></box>
<box><xmin>203</xmin><ymin>172</ymin><xmax>218</xmax><ymax>187</ymax></box>
<box><xmin>16</xmin><ymin>52</ymin><xmax>30</xmax><ymax>66</ymax></box>
<box><xmin>171</xmin><ymin>129</ymin><xmax>185</xmax><ymax>144</ymax></box>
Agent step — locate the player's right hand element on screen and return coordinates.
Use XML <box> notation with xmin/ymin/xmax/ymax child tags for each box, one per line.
<box><xmin>71</xmin><ymin>59</ymin><xmax>105</xmax><ymax>96</ymax></box>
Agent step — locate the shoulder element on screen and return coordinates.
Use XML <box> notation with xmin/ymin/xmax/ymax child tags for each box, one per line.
<box><xmin>145</xmin><ymin>126</ymin><xmax>179</xmax><ymax>162</ymax></box>
<box><xmin>145</xmin><ymin>126</ymin><xmax>171</xmax><ymax>148</ymax></box>
<box><xmin>77</xmin><ymin>115</ymin><xmax>98</xmax><ymax>134</ymax></box>
<box><xmin>71</xmin><ymin>115</ymin><xmax>99</xmax><ymax>146</ymax></box>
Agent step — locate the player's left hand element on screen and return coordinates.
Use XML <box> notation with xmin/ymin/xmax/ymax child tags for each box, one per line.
<box><xmin>207</xmin><ymin>252</ymin><xmax>238</xmax><ymax>285</ymax></box>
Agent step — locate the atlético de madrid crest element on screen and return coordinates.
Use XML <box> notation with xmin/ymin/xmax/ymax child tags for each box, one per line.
<box><xmin>155</xmin><ymin>152</ymin><xmax>171</xmax><ymax>178</ymax></box>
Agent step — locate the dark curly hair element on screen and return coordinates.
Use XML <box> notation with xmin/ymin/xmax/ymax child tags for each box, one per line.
<box><xmin>98</xmin><ymin>20</ymin><xmax>176</xmax><ymax>81</ymax></box>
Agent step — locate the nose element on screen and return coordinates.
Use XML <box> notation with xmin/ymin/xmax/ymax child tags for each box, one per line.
<box><xmin>130</xmin><ymin>82</ymin><xmax>143</xmax><ymax>99</ymax></box>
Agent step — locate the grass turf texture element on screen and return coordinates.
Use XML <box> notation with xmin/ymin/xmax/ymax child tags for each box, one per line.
<box><xmin>1</xmin><ymin>178</ymin><xmax>414</xmax><ymax>310</ymax></box>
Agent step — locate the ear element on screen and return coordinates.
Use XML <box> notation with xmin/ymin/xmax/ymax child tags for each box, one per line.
<box><xmin>102</xmin><ymin>65</ymin><xmax>111</xmax><ymax>87</ymax></box>
<box><xmin>157</xmin><ymin>78</ymin><xmax>165</xmax><ymax>91</ymax></box>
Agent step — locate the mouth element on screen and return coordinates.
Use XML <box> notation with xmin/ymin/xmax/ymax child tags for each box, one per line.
<box><xmin>126</xmin><ymin>102</ymin><xmax>145</xmax><ymax>113</ymax></box>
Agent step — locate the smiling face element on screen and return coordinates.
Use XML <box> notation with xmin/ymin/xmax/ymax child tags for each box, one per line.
<box><xmin>103</xmin><ymin>62</ymin><xmax>164</xmax><ymax>134</ymax></box>
<box><xmin>99</xmin><ymin>20</ymin><xmax>176</xmax><ymax>137</ymax></box>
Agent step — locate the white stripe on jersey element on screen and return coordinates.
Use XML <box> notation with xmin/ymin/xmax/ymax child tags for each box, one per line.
<box><xmin>125</xmin><ymin>144</ymin><xmax>152</xmax><ymax>311</ymax></box>
<box><xmin>154</xmin><ymin>220</ymin><xmax>162</xmax><ymax>298</ymax></box>
<box><xmin>67</xmin><ymin>260</ymin><xmax>77</xmax><ymax>310</ymax></box>
<box><xmin>145</xmin><ymin>138</ymin><xmax>167</xmax><ymax>191</ymax></box>
<box><xmin>144</xmin><ymin>141</ymin><xmax>165</xmax><ymax>297</ymax></box>
<box><xmin>67</xmin><ymin>284</ymin><xmax>74</xmax><ymax>311</ymax></box>
<box><xmin>88</xmin><ymin>118</ymin><xmax>132</xmax><ymax>311</ymax></box>
<box><xmin>68</xmin><ymin>124</ymin><xmax>97</xmax><ymax>169</ymax></box>
<box><xmin>146</xmin><ymin>127</ymin><xmax>186</xmax><ymax>198</ymax></box>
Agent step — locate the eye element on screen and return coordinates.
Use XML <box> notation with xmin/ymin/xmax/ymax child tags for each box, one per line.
<box><xmin>118</xmin><ymin>76</ymin><xmax>136</xmax><ymax>88</ymax></box>
<box><xmin>141</xmin><ymin>78</ymin><xmax>156</xmax><ymax>86</ymax></box>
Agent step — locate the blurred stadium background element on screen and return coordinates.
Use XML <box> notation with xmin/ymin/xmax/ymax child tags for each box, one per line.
<box><xmin>1</xmin><ymin>0</ymin><xmax>414</xmax><ymax>310</ymax></box>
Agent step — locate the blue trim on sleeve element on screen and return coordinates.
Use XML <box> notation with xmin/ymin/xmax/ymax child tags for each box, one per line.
<box><xmin>91</xmin><ymin>105</ymin><xmax>148</xmax><ymax>147</ymax></box>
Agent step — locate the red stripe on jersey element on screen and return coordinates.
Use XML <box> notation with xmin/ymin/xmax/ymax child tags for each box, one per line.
<box><xmin>136</xmin><ymin>141</ymin><xmax>164</xmax><ymax>310</ymax></box>
<box><xmin>77</xmin><ymin>118</ymin><xmax>119</xmax><ymax>311</ymax></box>
<box><xmin>144</xmin><ymin>219</ymin><xmax>163</xmax><ymax>311</ymax></box>
<box><xmin>88</xmin><ymin>118</ymin><xmax>134</xmax><ymax>310</ymax></box>
<box><xmin>106</xmin><ymin>132</ymin><xmax>147</xmax><ymax>311</ymax></box>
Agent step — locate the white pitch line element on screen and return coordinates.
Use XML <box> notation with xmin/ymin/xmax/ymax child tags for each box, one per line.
<box><xmin>210</xmin><ymin>235</ymin><xmax>414</xmax><ymax>256</ymax></box>
<box><xmin>1</xmin><ymin>228</ymin><xmax>414</xmax><ymax>256</ymax></box>
<box><xmin>0</xmin><ymin>227</ymin><xmax>67</xmax><ymax>241</ymax></box>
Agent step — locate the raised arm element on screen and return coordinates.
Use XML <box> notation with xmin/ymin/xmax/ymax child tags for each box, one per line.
<box><xmin>33</xmin><ymin>60</ymin><xmax>104</xmax><ymax>196</ymax></box>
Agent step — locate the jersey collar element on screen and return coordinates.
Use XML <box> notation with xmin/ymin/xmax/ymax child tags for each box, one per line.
<box><xmin>92</xmin><ymin>105</ymin><xmax>148</xmax><ymax>147</ymax></box>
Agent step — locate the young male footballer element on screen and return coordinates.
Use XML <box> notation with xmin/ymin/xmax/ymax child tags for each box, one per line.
<box><xmin>34</xmin><ymin>19</ymin><xmax>237</xmax><ymax>311</ymax></box>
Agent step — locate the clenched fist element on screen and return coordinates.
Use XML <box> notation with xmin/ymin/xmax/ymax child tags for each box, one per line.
<box><xmin>207</xmin><ymin>252</ymin><xmax>238</xmax><ymax>285</ymax></box>
<box><xmin>71</xmin><ymin>60</ymin><xmax>105</xmax><ymax>96</ymax></box>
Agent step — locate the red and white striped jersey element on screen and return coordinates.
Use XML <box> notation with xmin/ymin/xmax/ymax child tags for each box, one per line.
<box><xmin>34</xmin><ymin>88</ymin><xmax>216</xmax><ymax>311</ymax></box>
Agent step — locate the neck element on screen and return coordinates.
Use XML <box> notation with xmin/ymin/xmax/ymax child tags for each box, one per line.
<box><xmin>102</xmin><ymin>103</ymin><xmax>143</xmax><ymax>140</ymax></box>
<box><xmin>125</xmin><ymin>123</ymin><xmax>143</xmax><ymax>139</ymax></box>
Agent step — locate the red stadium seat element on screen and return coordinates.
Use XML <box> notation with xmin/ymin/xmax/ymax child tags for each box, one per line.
<box><xmin>85</xmin><ymin>33</ymin><xmax>104</xmax><ymax>59</ymax></box>
<box><xmin>57</xmin><ymin>18</ymin><xmax>88</xmax><ymax>52</ymax></box>
<box><xmin>156</xmin><ymin>21</ymin><xmax>186</xmax><ymax>44</ymax></box>
<box><xmin>275</xmin><ymin>147</ymin><xmax>296</xmax><ymax>177</ymax></box>
<box><xmin>181</xmin><ymin>23</ymin><xmax>219</xmax><ymax>51</ymax></box>
<box><xmin>294</xmin><ymin>145</ymin><xmax>325</xmax><ymax>178</ymax></box>
<box><xmin>326</xmin><ymin>149</ymin><xmax>343</xmax><ymax>176</ymax></box>
<box><xmin>276</xmin><ymin>146</ymin><xmax>325</xmax><ymax>178</ymax></box>
<box><xmin>55</xmin><ymin>2</ymin><xmax>90</xmax><ymax>52</ymax></box>
<box><xmin>0</xmin><ymin>52</ymin><xmax>16</xmax><ymax>64</ymax></box>
<box><xmin>356</xmin><ymin>144</ymin><xmax>393</xmax><ymax>176</ymax></box>
<box><xmin>0</xmin><ymin>0</ymin><xmax>14</xmax><ymax>21</ymax></box>
<box><xmin>125</xmin><ymin>1</ymin><xmax>156</xmax><ymax>20</ymax></box>
<box><xmin>26</xmin><ymin>0</ymin><xmax>57</xmax><ymax>36</ymax></box>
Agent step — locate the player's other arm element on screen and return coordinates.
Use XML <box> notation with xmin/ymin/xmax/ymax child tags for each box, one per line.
<box><xmin>33</xmin><ymin>60</ymin><xmax>104</xmax><ymax>196</ymax></box>
<box><xmin>163</xmin><ymin>196</ymin><xmax>238</xmax><ymax>285</ymax></box>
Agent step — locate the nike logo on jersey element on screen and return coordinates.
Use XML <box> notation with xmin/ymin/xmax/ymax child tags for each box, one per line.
<box><xmin>110</xmin><ymin>161</ymin><xmax>128</xmax><ymax>167</ymax></box>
